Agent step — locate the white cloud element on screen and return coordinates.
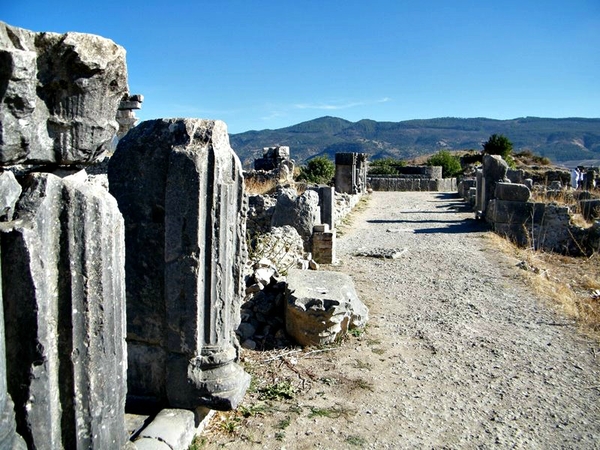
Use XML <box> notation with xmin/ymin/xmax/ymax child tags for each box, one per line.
<box><xmin>293</xmin><ymin>97</ymin><xmax>391</xmax><ymax>111</ymax></box>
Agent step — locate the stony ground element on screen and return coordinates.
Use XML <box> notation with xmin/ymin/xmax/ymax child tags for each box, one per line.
<box><xmin>202</xmin><ymin>191</ymin><xmax>600</xmax><ymax>449</ymax></box>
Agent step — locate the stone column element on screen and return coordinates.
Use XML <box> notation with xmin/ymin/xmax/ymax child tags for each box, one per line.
<box><xmin>318</xmin><ymin>186</ymin><xmax>335</xmax><ymax>229</ymax></box>
<box><xmin>116</xmin><ymin>94</ymin><xmax>144</xmax><ymax>139</ymax></box>
<box><xmin>0</xmin><ymin>172</ymin><xmax>127</xmax><ymax>449</ymax></box>
<box><xmin>0</xmin><ymin>249</ymin><xmax>26</xmax><ymax>450</ymax></box>
<box><xmin>109</xmin><ymin>118</ymin><xmax>250</xmax><ymax>411</ymax></box>
<box><xmin>335</xmin><ymin>152</ymin><xmax>368</xmax><ymax>194</ymax></box>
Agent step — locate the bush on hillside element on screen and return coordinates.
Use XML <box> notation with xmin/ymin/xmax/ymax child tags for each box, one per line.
<box><xmin>482</xmin><ymin>134</ymin><xmax>516</xmax><ymax>167</ymax></box>
<box><xmin>296</xmin><ymin>156</ymin><xmax>335</xmax><ymax>184</ymax></box>
<box><xmin>368</xmin><ymin>158</ymin><xmax>406</xmax><ymax>175</ymax></box>
<box><xmin>426</xmin><ymin>150</ymin><xmax>462</xmax><ymax>178</ymax></box>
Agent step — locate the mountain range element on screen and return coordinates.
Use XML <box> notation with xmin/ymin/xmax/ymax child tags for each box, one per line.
<box><xmin>229</xmin><ymin>116</ymin><xmax>600</xmax><ymax>167</ymax></box>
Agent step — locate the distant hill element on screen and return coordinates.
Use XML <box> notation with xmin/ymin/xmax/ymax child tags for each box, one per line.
<box><xmin>229</xmin><ymin>116</ymin><xmax>600</xmax><ymax>167</ymax></box>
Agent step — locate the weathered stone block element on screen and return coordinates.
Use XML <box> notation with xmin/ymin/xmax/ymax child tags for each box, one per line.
<box><xmin>285</xmin><ymin>269</ymin><xmax>368</xmax><ymax>346</ymax></box>
<box><xmin>495</xmin><ymin>182</ymin><xmax>531</xmax><ymax>202</ymax></box>
<box><xmin>481</xmin><ymin>154</ymin><xmax>509</xmax><ymax>214</ymax></box>
<box><xmin>0</xmin><ymin>171</ymin><xmax>21</xmax><ymax>221</ymax></box>
<box><xmin>0</xmin><ymin>246</ymin><xmax>27</xmax><ymax>450</ymax></box>
<box><xmin>271</xmin><ymin>187</ymin><xmax>320</xmax><ymax>248</ymax></box>
<box><xmin>0</xmin><ymin>170</ymin><xmax>127</xmax><ymax>449</ymax></box>
<box><xmin>109</xmin><ymin>118</ymin><xmax>250</xmax><ymax>411</ymax></box>
<box><xmin>0</xmin><ymin>22</ymin><xmax>128</xmax><ymax>165</ymax></box>
<box><xmin>580</xmin><ymin>199</ymin><xmax>600</xmax><ymax>221</ymax></box>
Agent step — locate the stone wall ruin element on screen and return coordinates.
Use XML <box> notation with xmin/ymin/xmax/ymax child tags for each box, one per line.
<box><xmin>463</xmin><ymin>154</ymin><xmax>600</xmax><ymax>255</ymax></box>
<box><xmin>367</xmin><ymin>165</ymin><xmax>457</xmax><ymax>192</ymax></box>
<box><xmin>0</xmin><ymin>21</ymin><xmax>255</xmax><ymax>448</ymax></box>
<box><xmin>0</xmin><ymin>21</ymin><xmax>129</xmax><ymax>449</ymax></box>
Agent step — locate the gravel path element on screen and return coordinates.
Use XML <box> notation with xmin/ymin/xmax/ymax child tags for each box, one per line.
<box><xmin>207</xmin><ymin>191</ymin><xmax>600</xmax><ymax>449</ymax></box>
<box><xmin>331</xmin><ymin>191</ymin><xmax>600</xmax><ymax>449</ymax></box>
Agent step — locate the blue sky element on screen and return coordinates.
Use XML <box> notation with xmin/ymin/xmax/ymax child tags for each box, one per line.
<box><xmin>3</xmin><ymin>1</ymin><xmax>599</xmax><ymax>133</ymax></box>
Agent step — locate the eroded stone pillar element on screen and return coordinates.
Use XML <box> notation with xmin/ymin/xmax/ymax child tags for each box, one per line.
<box><xmin>109</xmin><ymin>118</ymin><xmax>250</xmax><ymax>411</ymax></box>
<box><xmin>335</xmin><ymin>152</ymin><xmax>368</xmax><ymax>194</ymax></box>
<box><xmin>0</xmin><ymin>171</ymin><xmax>127</xmax><ymax>449</ymax></box>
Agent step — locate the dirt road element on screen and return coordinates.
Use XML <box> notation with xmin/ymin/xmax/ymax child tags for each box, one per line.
<box><xmin>207</xmin><ymin>191</ymin><xmax>600</xmax><ymax>449</ymax></box>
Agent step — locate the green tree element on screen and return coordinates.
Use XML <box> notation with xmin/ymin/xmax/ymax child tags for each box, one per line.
<box><xmin>482</xmin><ymin>134</ymin><xmax>513</xmax><ymax>159</ymax></box>
<box><xmin>426</xmin><ymin>150</ymin><xmax>462</xmax><ymax>178</ymax></box>
<box><xmin>296</xmin><ymin>156</ymin><xmax>335</xmax><ymax>184</ymax></box>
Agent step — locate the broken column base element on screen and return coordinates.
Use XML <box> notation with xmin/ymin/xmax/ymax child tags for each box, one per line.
<box><xmin>285</xmin><ymin>269</ymin><xmax>368</xmax><ymax>347</ymax></box>
<box><xmin>166</xmin><ymin>350</ymin><xmax>250</xmax><ymax>411</ymax></box>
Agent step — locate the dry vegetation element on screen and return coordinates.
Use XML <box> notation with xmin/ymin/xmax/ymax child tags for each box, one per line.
<box><xmin>488</xmin><ymin>233</ymin><xmax>600</xmax><ymax>337</ymax></box>
<box><xmin>244</xmin><ymin>177</ymin><xmax>277</xmax><ymax>195</ymax></box>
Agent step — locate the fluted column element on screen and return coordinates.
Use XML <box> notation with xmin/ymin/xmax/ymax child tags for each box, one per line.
<box><xmin>109</xmin><ymin>118</ymin><xmax>250</xmax><ymax>411</ymax></box>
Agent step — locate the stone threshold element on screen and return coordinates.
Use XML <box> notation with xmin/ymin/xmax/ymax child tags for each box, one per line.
<box><xmin>126</xmin><ymin>407</ymin><xmax>215</xmax><ymax>449</ymax></box>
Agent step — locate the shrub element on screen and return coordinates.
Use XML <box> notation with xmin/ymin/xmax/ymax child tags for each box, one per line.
<box><xmin>368</xmin><ymin>158</ymin><xmax>406</xmax><ymax>175</ymax></box>
<box><xmin>482</xmin><ymin>134</ymin><xmax>516</xmax><ymax>168</ymax></box>
<box><xmin>296</xmin><ymin>156</ymin><xmax>335</xmax><ymax>184</ymax></box>
<box><xmin>426</xmin><ymin>150</ymin><xmax>462</xmax><ymax>178</ymax></box>
<box><xmin>482</xmin><ymin>134</ymin><xmax>513</xmax><ymax>158</ymax></box>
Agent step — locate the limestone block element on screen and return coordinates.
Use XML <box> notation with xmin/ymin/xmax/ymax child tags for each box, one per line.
<box><xmin>109</xmin><ymin>118</ymin><xmax>250</xmax><ymax>411</ymax></box>
<box><xmin>494</xmin><ymin>182</ymin><xmax>531</xmax><ymax>202</ymax></box>
<box><xmin>0</xmin><ymin>170</ymin><xmax>127</xmax><ymax>449</ymax></box>
<box><xmin>0</xmin><ymin>22</ymin><xmax>128</xmax><ymax>165</ymax></box>
<box><xmin>481</xmin><ymin>155</ymin><xmax>508</xmax><ymax>213</ymax></box>
<box><xmin>271</xmin><ymin>187</ymin><xmax>321</xmax><ymax>247</ymax></box>
<box><xmin>0</xmin><ymin>171</ymin><xmax>21</xmax><ymax>221</ymax></box>
<box><xmin>487</xmin><ymin>199</ymin><xmax>538</xmax><ymax>224</ymax></box>
<box><xmin>285</xmin><ymin>269</ymin><xmax>368</xmax><ymax>347</ymax></box>
<box><xmin>580</xmin><ymin>199</ymin><xmax>600</xmax><ymax>221</ymax></box>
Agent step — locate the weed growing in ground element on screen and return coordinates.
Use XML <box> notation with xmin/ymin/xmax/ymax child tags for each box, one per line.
<box><xmin>346</xmin><ymin>435</ymin><xmax>368</xmax><ymax>446</ymax></box>
<box><xmin>308</xmin><ymin>405</ymin><xmax>356</xmax><ymax>420</ymax></box>
<box><xmin>238</xmin><ymin>403</ymin><xmax>268</xmax><ymax>418</ymax></box>
<box><xmin>188</xmin><ymin>435</ymin><xmax>207</xmax><ymax>449</ymax></box>
<box><xmin>258</xmin><ymin>380</ymin><xmax>296</xmax><ymax>400</ymax></box>
<box><xmin>353</xmin><ymin>359</ymin><xmax>372</xmax><ymax>370</ymax></box>
<box><xmin>350</xmin><ymin>377</ymin><xmax>374</xmax><ymax>391</ymax></box>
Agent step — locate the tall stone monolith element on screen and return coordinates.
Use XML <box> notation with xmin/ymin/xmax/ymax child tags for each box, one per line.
<box><xmin>108</xmin><ymin>118</ymin><xmax>250</xmax><ymax>411</ymax></box>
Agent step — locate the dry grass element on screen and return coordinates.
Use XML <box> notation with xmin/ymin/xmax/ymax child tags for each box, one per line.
<box><xmin>489</xmin><ymin>233</ymin><xmax>600</xmax><ymax>336</ymax></box>
<box><xmin>244</xmin><ymin>177</ymin><xmax>277</xmax><ymax>195</ymax></box>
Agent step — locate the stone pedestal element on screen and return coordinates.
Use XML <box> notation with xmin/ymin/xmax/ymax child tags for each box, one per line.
<box><xmin>109</xmin><ymin>118</ymin><xmax>250</xmax><ymax>411</ymax></box>
<box><xmin>312</xmin><ymin>224</ymin><xmax>336</xmax><ymax>264</ymax></box>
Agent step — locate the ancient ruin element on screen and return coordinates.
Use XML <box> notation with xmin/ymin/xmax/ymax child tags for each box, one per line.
<box><xmin>0</xmin><ymin>22</ymin><xmax>128</xmax><ymax>448</ymax></box>
<box><xmin>108</xmin><ymin>118</ymin><xmax>250</xmax><ymax>411</ymax></box>
<box><xmin>335</xmin><ymin>152</ymin><xmax>368</xmax><ymax>194</ymax></box>
<box><xmin>460</xmin><ymin>154</ymin><xmax>600</xmax><ymax>255</ymax></box>
<box><xmin>368</xmin><ymin>165</ymin><xmax>457</xmax><ymax>192</ymax></box>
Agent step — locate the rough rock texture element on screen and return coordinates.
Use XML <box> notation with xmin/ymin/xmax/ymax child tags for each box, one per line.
<box><xmin>109</xmin><ymin>118</ymin><xmax>250</xmax><ymax>411</ymax></box>
<box><xmin>580</xmin><ymin>199</ymin><xmax>600</xmax><ymax>221</ymax></box>
<box><xmin>0</xmin><ymin>248</ymin><xmax>26</xmax><ymax>450</ymax></box>
<box><xmin>0</xmin><ymin>21</ymin><xmax>128</xmax><ymax>165</ymax></box>
<box><xmin>494</xmin><ymin>182</ymin><xmax>531</xmax><ymax>202</ymax></box>
<box><xmin>271</xmin><ymin>187</ymin><xmax>320</xmax><ymax>248</ymax></box>
<box><xmin>478</xmin><ymin>154</ymin><xmax>509</xmax><ymax>215</ymax></box>
<box><xmin>0</xmin><ymin>170</ymin><xmax>127</xmax><ymax>449</ymax></box>
<box><xmin>246</xmin><ymin>225</ymin><xmax>305</xmax><ymax>277</ymax></box>
<box><xmin>246</xmin><ymin>194</ymin><xmax>277</xmax><ymax>235</ymax></box>
<box><xmin>285</xmin><ymin>269</ymin><xmax>368</xmax><ymax>346</ymax></box>
<box><xmin>0</xmin><ymin>171</ymin><xmax>21</xmax><ymax>220</ymax></box>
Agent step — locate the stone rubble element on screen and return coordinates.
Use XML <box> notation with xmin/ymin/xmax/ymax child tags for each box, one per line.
<box><xmin>285</xmin><ymin>269</ymin><xmax>369</xmax><ymax>347</ymax></box>
<box><xmin>0</xmin><ymin>21</ymin><xmax>128</xmax><ymax>165</ymax></box>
